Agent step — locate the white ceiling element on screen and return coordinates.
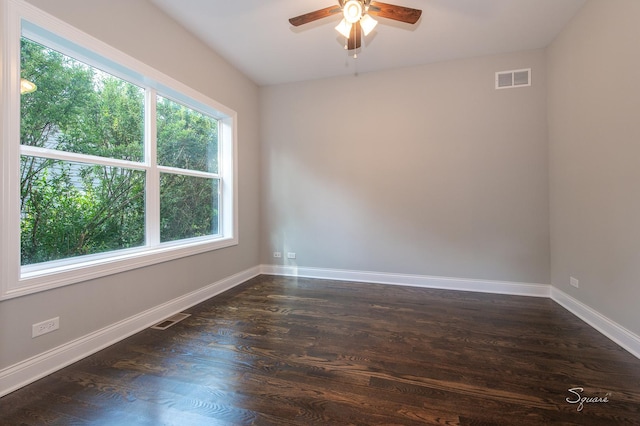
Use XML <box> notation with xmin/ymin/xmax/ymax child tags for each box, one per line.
<box><xmin>150</xmin><ymin>0</ymin><xmax>586</xmax><ymax>86</ymax></box>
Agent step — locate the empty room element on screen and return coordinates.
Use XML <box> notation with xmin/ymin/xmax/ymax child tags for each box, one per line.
<box><xmin>1</xmin><ymin>0</ymin><xmax>639</xmax><ymax>424</ymax></box>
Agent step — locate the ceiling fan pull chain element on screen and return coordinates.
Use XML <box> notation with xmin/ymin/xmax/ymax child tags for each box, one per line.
<box><xmin>353</xmin><ymin>49</ymin><xmax>359</xmax><ymax>77</ymax></box>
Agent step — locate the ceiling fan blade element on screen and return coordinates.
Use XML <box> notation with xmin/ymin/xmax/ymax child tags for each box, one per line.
<box><xmin>347</xmin><ymin>21</ymin><xmax>362</xmax><ymax>50</ymax></box>
<box><xmin>367</xmin><ymin>1</ymin><xmax>422</xmax><ymax>24</ymax></box>
<box><xmin>289</xmin><ymin>5</ymin><xmax>342</xmax><ymax>26</ymax></box>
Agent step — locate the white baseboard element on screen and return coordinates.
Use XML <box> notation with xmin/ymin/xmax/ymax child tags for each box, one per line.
<box><xmin>260</xmin><ymin>264</ymin><xmax>551</xmax><ymax>297</ymax></box>
<box><xmin>261</xmin><ymin>264</ymin><xmax>640</xmax><ymax>360</ymax></box>
<box><xmin>0</xmin><ymin>266</ymin><xmax>260</xmax><ymax>398</ymax></box>
<box><xmin>551</xmin><ymin>287</ymin><xmax>640</xmax><ymax>359</ymax></box>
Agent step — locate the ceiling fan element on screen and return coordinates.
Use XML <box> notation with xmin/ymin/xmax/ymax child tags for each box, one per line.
<box><xmin>289</xmin><ymin>0</ymin><xmax>422</xmax><ymax>52</ymax></box>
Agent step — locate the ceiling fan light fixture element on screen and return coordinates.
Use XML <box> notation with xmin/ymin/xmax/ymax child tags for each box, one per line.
<box><xmin>343</xmin><ymin>0</ymin><xmax>363</xmax><ymax>24</ymax></box>
<box><xmin>335</xmin><ymin>18</ymin><xmax>352</xmax><ymax>38</ymax></box>
<box><xmin>360</xmin><ymin>13</ymin><xmax>378</xmax><ymax>36</ymax></box>
<box><xmin>20</xmin><ymin>78</ymin><xmax>37</xmax><ymax>94</ymax></box>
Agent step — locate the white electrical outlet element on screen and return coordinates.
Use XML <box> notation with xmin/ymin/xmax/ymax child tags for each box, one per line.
<box><xmin>32</xmin><ymin>317</ymin><xmax>59</xmax><ymax>338</ymax></box>
<box><xmin>287</xmin><ymin>252</ymin><xmax>296</xmax><ymax>259</ymax></box>
<box><xmin>273</xmin><ymin>251</ymin><xmax>282</xmax><ymax>258</ymax></box>
<box><xmin>570</xmin><ymin>277</ymin><xmax>579</xmax><ymax>289</ymax></box>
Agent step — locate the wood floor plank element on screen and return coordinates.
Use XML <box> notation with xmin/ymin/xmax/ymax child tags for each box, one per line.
<box><xmin>1</xmin><ymin>275</ymin><xmax>639</xmax><ymax>425</ymax></box>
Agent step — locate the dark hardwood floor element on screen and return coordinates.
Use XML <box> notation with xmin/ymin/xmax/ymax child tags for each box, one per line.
<box><xmin>2</xmin><ymin>275</ymin><xmax>640</xmax><ymax>425</ymax></box>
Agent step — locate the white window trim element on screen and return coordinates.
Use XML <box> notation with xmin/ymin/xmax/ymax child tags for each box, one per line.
<box><xmin>0</xmin><ymin>0</ymin><xmax>238</xmax><ymax>300</ymax></box>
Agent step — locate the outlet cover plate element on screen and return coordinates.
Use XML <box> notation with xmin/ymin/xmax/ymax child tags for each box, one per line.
<box><xmin>32</xmin><ymin>317</ymin><xmax>60</xmax><ymax>338</ymax></box>
<box><xmin>570</xmin><ymin>277</ymin><xmax>579</xmax><ymax>288</ymax></box>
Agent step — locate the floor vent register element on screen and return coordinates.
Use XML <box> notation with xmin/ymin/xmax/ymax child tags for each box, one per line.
<box><xmin>150</xmin><ymin>312</ymin><xmax>191</xmax><ymax>330</ymax></box>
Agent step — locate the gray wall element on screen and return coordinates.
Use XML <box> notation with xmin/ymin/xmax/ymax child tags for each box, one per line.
<box><xmin>0</xmin><ymin>0</ymin><xmax>260</xmax><ymax>369</ymax></box>
<box><xmin>260</xmin><ymin>50</ymin><xmax>550</xmax><ymax>284</ymax></box>
<box><xmin>548</xmin><ymin>0</ymin><xmax>640</xmax><ymax>336</ymax></box>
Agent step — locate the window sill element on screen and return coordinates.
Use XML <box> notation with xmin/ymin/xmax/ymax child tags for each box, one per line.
<box><xmin>2</xmin><ymin>236</ymin><xmax>238</xmax><ymax>300</ymax></box>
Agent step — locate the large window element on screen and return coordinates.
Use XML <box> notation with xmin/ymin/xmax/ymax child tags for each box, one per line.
<box><xmin>1</xmin><ymin>3</ymin><xmax>237</xmax><ymax>299</ymax></box>
<box><xmin>20</xmin><ymin>38</ymin><xmax>148</xmax><ymax>265</ymax></box>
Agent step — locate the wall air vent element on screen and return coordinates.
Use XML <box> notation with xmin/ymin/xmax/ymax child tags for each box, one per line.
<box><xmin>495</xmin><ymin>68</ymin><xmax>531</xmax><ymax>89</ymax></box>
<box><xmin>151</xmin><ymin>312</ymin><xmax>191</xmax><ymax>330</ymax></box>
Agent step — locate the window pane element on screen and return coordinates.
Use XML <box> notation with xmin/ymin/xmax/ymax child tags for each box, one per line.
<box><xmin>20</xmin><ymin>37</ymin><xmax>144</xmax><ymax>162</ymax></box>
<box><xmin>20</xmin><ymin>157</ymin><xmax>145</xmax><ymax>265</ymax></box>
<box><xmin>160</xmin><ymin>174</ymin><xmax>219</xmax><ymax>242</ymax></box>
<box><xmin>157</xmin><ymin>96</ymin><xmax>218</xmax><ymax>173</ymax></box>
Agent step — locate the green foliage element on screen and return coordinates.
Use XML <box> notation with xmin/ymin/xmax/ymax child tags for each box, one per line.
<box><xmin>60</xmin><ymin>77</ymin><xmax>145</xmax><ymax>161</ymax></box>
<box><xmin>160</xmin><ymin>174</ymin><xmax>218</xmax><ymax>242</ymax></box>
<box><xmin>20</xmin><ymin>39</ymin><xmax>95</xmax><ymax>149</ymax></box>
<box><xmin>156</xmin><ymin>96</ymin><xmax>219</xmax><ymax>242</ymax></box>
<box><xmin>157</xmin><ymin>96</ymin><xmax>218</xmax><ymax>172</ymax></box>
<box><xmin>19</xmin><ymin>38</ymin><xmax>218</xmax><ymax>265</ymax></box>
